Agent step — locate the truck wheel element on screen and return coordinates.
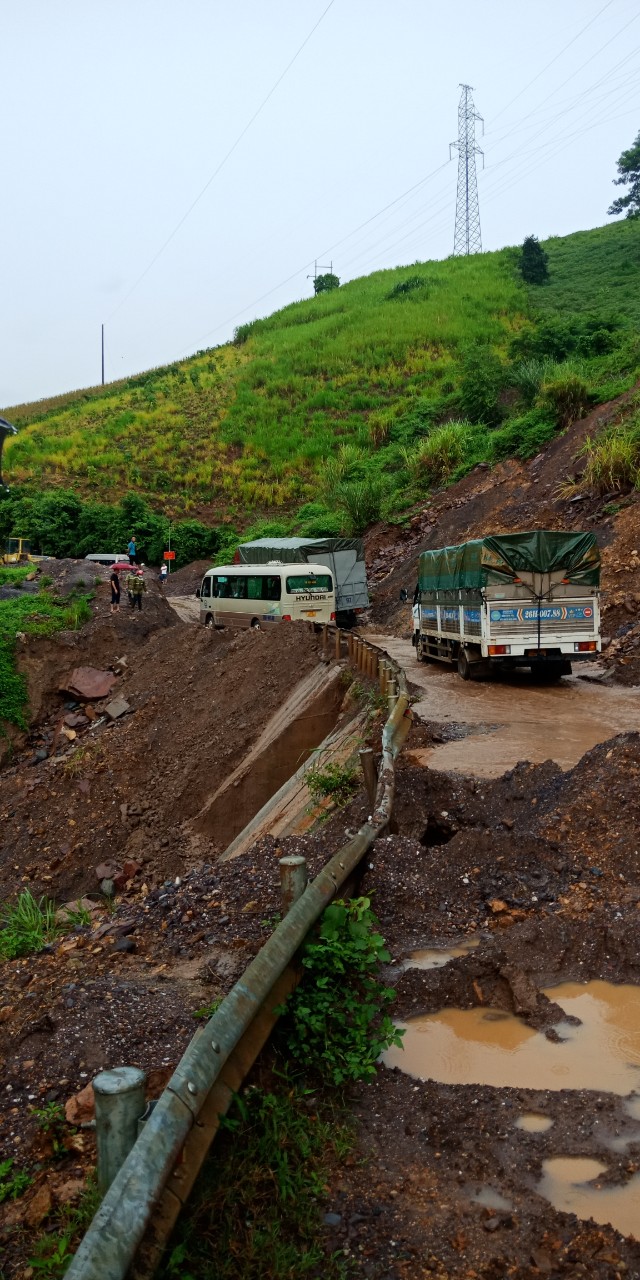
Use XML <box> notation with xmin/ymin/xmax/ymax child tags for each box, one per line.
<box><xmin>457</xmin><ymin>650</ymin><xmax>471</xmax><ymax>681</ymax></box>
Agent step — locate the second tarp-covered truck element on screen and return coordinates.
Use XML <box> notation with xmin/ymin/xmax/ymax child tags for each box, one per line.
<box><xmin>236</xmin><ymin>537</ymin><xmax>369</xmax><ymax>627</ymax></box>
<box><xmin>415</xmin><ymin>530</ymin><xmax>600</xmax><ymax>681</ymax></box>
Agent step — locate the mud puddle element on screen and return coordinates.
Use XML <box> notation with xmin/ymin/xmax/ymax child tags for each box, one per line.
<box><xmin>538</xmin><ymin>1156</ymin><xmax>640</xmax><ymax>1239</ymax></box>
<box><xmin>403</xmin><ymin>937</ymin><xmax>480</xmax><ymax>970</ymax></box>
<box><xmin>515</xmin><ymin>1113</ymin><xmax>554</xmax><ymax>1133</ymax></box>
<box><xmin>383</xmin><ymin>980</ymin><xmax>640</xmax><ymax>1094</ymax></box>
<box><xmin>367</xmin><ymin>634</ymin><xmax>640</xmax><ymax>776</ymax></box>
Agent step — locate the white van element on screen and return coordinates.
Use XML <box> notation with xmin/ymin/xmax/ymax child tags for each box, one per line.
<box><xmin>198</xmin><ymin>563</ymin><xmax>336</xmax><ymax>629</ymax></box>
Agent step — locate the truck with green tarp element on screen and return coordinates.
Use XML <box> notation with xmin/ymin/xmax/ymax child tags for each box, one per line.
<box><xmin>414</xmin><ymin>530</ymin><xmax>600</xmax><ymax>680</ymax></box>
<box><xmin>236</xmin><ymin>537</ymin><xmax>369</xmax><ymax>627</ymax></box>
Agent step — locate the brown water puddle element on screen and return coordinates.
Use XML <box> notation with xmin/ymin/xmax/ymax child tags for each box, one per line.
<box><xmin>515</xmin><ymin>1113</ymin><xmax>554</xmax><ymax>1133</ymax></box>
<box><xmin>383</xmin><ymin>981</ymin><xmax>640</xmax><ymax>1094</ymax></box>
<box><xmin>538</xmin><ymin>1157</ymin><xmax>640</xmax><ymax>1239</ymax></box>
<box><xmin>367</xmin><ymin>635</ymin><xmax>640</xmax><ymax>777</ymax></box>
<box><xmin>403</xmin><ymin>938</ymin><xmax>480</xmax><ymax>970</ymax></box>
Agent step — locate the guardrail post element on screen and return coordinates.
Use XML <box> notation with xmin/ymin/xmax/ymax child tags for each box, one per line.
<box><xmin>347</xmin><ymin>632</ymin><xmax>354</xmax><ymax>660</ymax></box>
<box><xmin>379</xmin><ymin>659</ymin><xmax>388</xmax><ymax>694</ymax></box>
<box><xmin>322</xmin><ymin>624</ymin><xmax>329</xmax><ymax>658</ymax></box>
<box><xmin>279</xmin><ymin>855</ymin><xmax>308</xmax><ymax>914</ymax></box>
<box><xmin>94</xmin><ymin>1067</ymin><xmax>147</xmax><ymax>1196</ymax></box>
<box><xmin>335</xmin><ymin>629</ymin><xmax>341</xmax><ymax>661</ymax></box>
<box><xmin>359</xmin><ymin>748</ymin><xmax>377</xmax><ymax>811</ymax></box>
<box><xmin>387</xmin><ymin>676</ymin><xmax>398</xmax><ymax>713</ymax></box>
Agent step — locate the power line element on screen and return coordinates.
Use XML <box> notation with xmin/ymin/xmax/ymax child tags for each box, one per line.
<box><xmin>107</xmin><ymin>0</ymin><xmax>336</xmax><ymax>323</ymax></box>
<box><xmin>489</xmin><ymin>0</ymin><xmax>616</xmax><ymax>123</ymax></box>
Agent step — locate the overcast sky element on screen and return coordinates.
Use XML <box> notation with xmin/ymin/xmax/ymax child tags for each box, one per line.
<box><xmin>2</xmin><ymin>0</ymin><xmax>639</xmax><ymax>408</ymax></box>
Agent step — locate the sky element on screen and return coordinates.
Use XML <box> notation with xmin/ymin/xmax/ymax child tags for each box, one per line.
<box><xmin>2</xmin><ymin>0</ymin><xmax>639</xmax><ymax>408</ymax></box>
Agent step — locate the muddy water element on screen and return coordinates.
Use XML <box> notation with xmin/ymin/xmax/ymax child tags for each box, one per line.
<box><xmin>367</xmin><ymin>635</ymin><xmax>640</xmax><ymax>776</ymax></box>
<box><xmin>404</xmin><ymin>938</ymin><xmax>480</xmax><ymax>970</ymax></box>
<box><xmin>515</xmin><ymin>1113</ymin><xmax>554</xmax><ymax>1133</ymax></box>
<box><xmin>538</xmin><ymin>1157</ymin><xmax>640</xmax><ymax>1238</ymax></box>
<box><xmin>383</xmin><ymin>981</ymin><xmax>640</xmax><ymax>1094</ymax></box>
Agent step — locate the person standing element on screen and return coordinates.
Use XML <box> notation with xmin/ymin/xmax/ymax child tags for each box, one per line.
<box><xmin>110</xmin><ymin>567</ymin><xmax>121</xmax><ymax>614</ymax></box>
<box><xmin>126</xmin><ymin>568</ymin><xmax>137</xmax><ymax>608</ymax></box>
<box><xmin>128</xmin><ymin>535</ymin><xmax>137</xmax><ymax>564</ymax></box>
<box><xmin>130</xmin><ymin>569</ymin><xmax>146</xmax><ymax>611</ymax></box>
<box><xmin>159</xmin><ymin>563</ymin><xmax>168</xmax><ymax>588</ymax></box>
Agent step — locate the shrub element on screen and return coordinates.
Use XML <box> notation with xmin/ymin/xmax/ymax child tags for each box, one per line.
<box><xmin>233</xmin><ymin>321</ymin><xmax>257</xmax><ymax>346</ymax></box>
<box><xmin>490</xmin><ymin>409</ymin><xmax>558</xmax><ymax>461</ymax></box>
<box><xmin>386</xmin><ymin>275</ymin><xmax>429</xmax><ymax>300</ymax></box>
<box><xmin>280</xmin><ymin>896</ymin><xmax>403</xmax><ymax>1085</ymax></box>
<box><xmin>537</xmin><ymin>373</ymin><xmax>592</xmax><ymax>428</ymax></box>
<box><xmin>404</xmin><ymin>421</ymin><xmax>469</xmax><ymax>488</ymax></box>
<box><xmin>331</xmin><ymin>477</ymin><xmax>385</xmax><ymax>534</ymax></box>
<box><xmin>520</xmin><ymin>235</ymin><xmax>549</xmax><ymax>284</ymax></box>
<box><xmin>458</xmin><ymin>347</ymin><xmax>505</xmax><ymax>426</ymax></box>
<box><xmin>579</xmin><ymin>426</ymin><xmax>640</xmax><ymax>492</ymax></box>
<box><xmin>510</xmin><ymin>313</ymin><xmax>623</xmax><ymax>362</ymax></box>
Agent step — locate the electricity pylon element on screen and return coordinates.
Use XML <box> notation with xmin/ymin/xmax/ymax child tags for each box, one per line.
<box><xmin>449</xmin><ymin>84</ymin><xmax>484</xmax><ymax>256</ymax></box>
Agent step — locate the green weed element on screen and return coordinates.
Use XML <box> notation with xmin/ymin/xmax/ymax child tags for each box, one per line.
<box><xmin>306</xmin><ymin>762</ymin><xmax>358</xmax><ymax>807</ymax></box>
<box><xmin>29</xmin><ymin>1176</ymin><xmax>100</xmax><ymax>1277</ymax></box>
<box><xmin>280</xmin><ymin>896</ymin><xmax>403</xmax><ymax>1086</ymax></box>
<box><xmin>158</xmin><ymin>1086</ymin><xmax>352</xmax><ymax>1280</ymax></box>
<box><xmin>0</xmin><ymin>1158</ymin><xmax>32</xmax><ymax>1203</ymax></box>
<box><xmin>0</xmin><ymin>891</ymin><xmax>61</xmax><ymax>960</ymax></box>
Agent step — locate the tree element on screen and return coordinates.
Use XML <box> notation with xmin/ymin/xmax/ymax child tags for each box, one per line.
<box><xmin>313</xmin><ymin>272</ymin><xmax>340</xmax><ymax>295</ymax></box>
<box><xmin>520</xmin><ymin>235</ymin><xmax>549</xmax><ymax>285</ymax></box>
<box><xmin>608</xmin><ymin>131</ymin><xmax>640</xmax><ymax>219</ymax></box>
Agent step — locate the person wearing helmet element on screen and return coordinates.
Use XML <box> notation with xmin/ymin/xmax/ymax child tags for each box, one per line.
<box><xmin>128</xmin><ymin>567</ymin><xmax>146</xmax><ymax>610</ymax></box>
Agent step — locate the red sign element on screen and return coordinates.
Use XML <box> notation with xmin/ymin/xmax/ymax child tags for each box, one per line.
<box><xmin>163</xmin><ymin>550</ymin><xmax>176</xmax><ymax>560</ymax></box>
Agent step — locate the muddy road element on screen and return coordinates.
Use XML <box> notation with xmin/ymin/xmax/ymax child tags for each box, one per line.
<box><xmin>370</xmin><ymin>634</ymin><xmax>640</xmax><ymax>777</ymax></box>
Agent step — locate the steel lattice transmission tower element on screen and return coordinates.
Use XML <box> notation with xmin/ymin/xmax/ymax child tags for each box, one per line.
<box><xmin>449</xmin><ymin>84</ymin><xmax>484</xmax><ymax>256</ymax></box>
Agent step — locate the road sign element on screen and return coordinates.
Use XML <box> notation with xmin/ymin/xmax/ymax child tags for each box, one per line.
<box><xmin>164</xmin><ymin>550</ymin><xmax>176</xmax><ymax>560</ymax></box>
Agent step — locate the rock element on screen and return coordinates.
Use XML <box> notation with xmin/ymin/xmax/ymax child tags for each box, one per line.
<box><xmin>483</xmin><ymin>1216</ymin><xmax>501</xmax><ymax>1233</ymax></box>
<box><xmin>488</xmin><ymin>899</ymin><xmax>508</xmax><ymax>914</ymax></box>
<box><xmin>64</xmin><ymin>713</ymin><xmax>88</xmax><ymax>729</ymax></box>
<box><xmin>113</xmin><ymin>937</ymin><xmax>136</xmax><ymax>953</ymax></box>
<box><xmin>96</xmin><ymin>862</ymin><xmax>118</xmax><ymax>882</ymax></box>
<box><xmin>52</xmin><ymin>1177</ymin><xmax>86</xmax><ymax>1204</ymax></box>
<box><xmin>324</xmin><ymin>1212</ymin><xmax>342</xmax><ymax>1226</ymax></box>
<box><xmin>100</xmin><ymin>878</ymin><xmax>115</xmax><ymax>898</ymax></box>
<box><xmin>61</xmin><ymin>667</ymin><xmax>118</xmax><ymax>700</ymax></box>
<box><xmin>501</xmin><ymin>817</ymin><xmax>514</xmax><ymax>830</ymax></box>
<box><xmin>0</xmin><ymin>1005</ymin><xmax>14</xmax><ymax>1023</ymax></box>
<box><xmin>33</xmin><ymin>748</ymin><xmax>48</xmax><ymax>763</ymax></box>
<box><xmin>55</xmin><ymin>897</ymin><xmax>98</xmax><ymax>923</ymax></box>
<box><xmin>64</xmin><ymin>1082</ymin><xmax>96</xmax><ymax>1125</ymax></box>
<box><xmin>105</xmin><ymin>696</ymin><xmax>130</xmax><ymax>721</ymax></box>
<box><xmin>61</xmin><ymin>727</ymin><xmax>77</xmax><ymax>741</ymax></box>
<box><xmin>122</xmin><ymin>860</ymin><xmax>141</xmax><ymax>880</ymax></box>
<box><xmin>112</xmin><ymin>656</ymin><xmax>128</xmax><ymax>674</ymax></box>
<box><xmin>25</xmin><ymin>1182</ymin><xmax>53</xmax><ymax>1227</ymax></box>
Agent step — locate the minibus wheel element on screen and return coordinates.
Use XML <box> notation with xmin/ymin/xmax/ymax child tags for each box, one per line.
<box><xmin>251</xmin><ymin>618</ymin><xmax>261</xmax><ymax>630</ymax></box>
<box><xmin>204</xmin><ymin>613</ymin><xmax>214</xmax><ymax>627</ymax></box>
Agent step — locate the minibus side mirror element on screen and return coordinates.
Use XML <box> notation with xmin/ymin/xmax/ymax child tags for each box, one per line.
<box><xmin>399</xmin><ymin>587</ymin><xmax>408</xmax><ymax>603</ymax></box>
<box><xmin>195</xmin><ymin>587</ymin><xmax>201</xmax><ymax>598</ymax></box>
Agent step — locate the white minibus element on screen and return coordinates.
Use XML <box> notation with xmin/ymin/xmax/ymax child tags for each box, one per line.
<box><xmin>197</xmin><ymin>563</ymin><xmax>336</xmax><ymax>629</ymax></box>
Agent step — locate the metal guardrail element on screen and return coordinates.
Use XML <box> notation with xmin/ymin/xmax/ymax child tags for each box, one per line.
<box><xmin>66</xmin><ymin>633</ymin><xmax>411</xmax><ymax>1280</ymax></box>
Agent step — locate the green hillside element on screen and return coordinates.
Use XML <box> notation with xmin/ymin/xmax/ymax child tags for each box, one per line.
<box><xmin>2</xmin><ymin>218</ymin><xmax>640</xmax><ymax>559</ymax></box>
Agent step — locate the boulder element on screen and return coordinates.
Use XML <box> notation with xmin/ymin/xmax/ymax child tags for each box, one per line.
<box><xmin>61</xmin><ymin>667</ymin><xmax>117</xmax><ymax>700</ymax></box>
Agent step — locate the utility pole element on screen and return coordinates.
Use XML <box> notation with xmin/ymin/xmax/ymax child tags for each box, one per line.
<box><xmin>307</xmin><ymin>259</ymin><xmax>333</xmax><ymax>292</ymax></box>
<box><xmin>449</xmin><ymin>84</ymin><xmax>484</xmax><ymax>256</ymax></box>
<box><xmin>101</xmin><ymin>323</ymin><xmax>105</xmax><ymax>386</ymax></box>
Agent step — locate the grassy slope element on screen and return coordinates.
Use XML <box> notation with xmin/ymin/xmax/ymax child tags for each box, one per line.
<box><xmin>2</xmin><ymin>251</ymin><xmax>523</xmax><ymax>520</ymax></box>
<box><xmin>3</xmin><ymin>219</ymin><xmax>640</xmax><ymax>527</ymax></box>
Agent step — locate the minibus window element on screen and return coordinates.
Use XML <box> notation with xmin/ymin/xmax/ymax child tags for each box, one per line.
<box><xmin>247</xmin><ymin>576</ymin><xmax>263</xmax><ymax>600</ymax></box>
<box><xmin>230</xmin><ymin>576</ymin><xmax>247</xmax><ymax>599</ymax></box>
<box><xmin>263</xmin><ymin>576</ymin><xmax>282</xmax><ymax>601</ymax></box>
<box><xmin>285</xmin><ymin>574</ymin><xmax>332</xmax><ymax>594</ymax></box>
<box><xmin>201</xmin><ymin>577</ymin><xmax>211</xmax><ymax>598</ymax></box>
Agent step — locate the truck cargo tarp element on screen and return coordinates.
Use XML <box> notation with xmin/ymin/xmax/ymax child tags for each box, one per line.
<box><xmin>238</xmin><ymin>537</ymin><xmax>364</xmax><ymax>563</ymax></box>
<box><xmin>418</xmin><ymin>531</ymin><xmax>600</xmax><ymax>591</ymax></box>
